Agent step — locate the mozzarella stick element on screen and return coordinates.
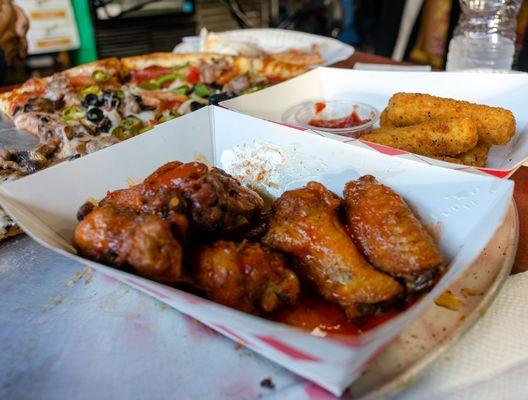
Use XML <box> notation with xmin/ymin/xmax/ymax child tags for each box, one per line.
<box><xmin>361</xmin><ymin>117</ymin><xmax>478</xmax><ymax>156</ymax></box>
<box><xmin>379</xmin><ymin>107</ymin><xmax>392</xmax><ymax>127</ymax></box>
<box><xmin>432</xmin><ymin>141</ymin><xmax>491</xmax><ymax>167</ymax></box>
<box><xmin>384</xmin><ymin>93</ymin><xmax>515</xmax><ymax>145</ymax></box>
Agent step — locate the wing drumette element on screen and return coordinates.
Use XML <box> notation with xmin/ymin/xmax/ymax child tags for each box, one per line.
<box><xmin>262</xmin><ymin>182</ymin><xmax>403</xmax><ymax>319</ymax></box>
<box><xmin>195</xmin><ymin>241</ymin><xmax>300</xmax><ymax>314</ymax></box>
<box><xmin>343</xmin><ymin>175</ymin><xmax>444</xmax><ymax>291</ymax></box>
<box><xmin>74</xmin><ymin>205</ymin><xmax>182</xmax><ymax>282</ymax></box>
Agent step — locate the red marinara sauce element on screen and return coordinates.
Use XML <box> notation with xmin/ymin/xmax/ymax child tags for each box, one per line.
<box><xmin>269</xmin><ymin>290</ymin><xmax>415</xmax><ymax>336</ymax></box>
<box><xmin>308</xmin><ymin>102</ymin><xmax>370</xmax><ymax>129</ymax></box>
<box><xmin>314</xmin><ymin>102</ymin><xmax>326</xmax><ymax>113</ymax></box>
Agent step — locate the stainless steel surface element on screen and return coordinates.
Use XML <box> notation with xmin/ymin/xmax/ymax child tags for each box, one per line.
<box><xmin>0</xmin><ymin>117</ymin><xmax>38</xmax><ymax>151</ymax></box>
<box><xmin>0</xmin><ymin>235</ymin><xmax>300</xmax><ymax>400</ymax></box>
<box><xmin>0</xmin><ymin>129</ymin><xmax>39</xmax><ymax>151</ymax></box>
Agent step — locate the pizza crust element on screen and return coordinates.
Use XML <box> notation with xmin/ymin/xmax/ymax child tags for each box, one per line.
<box><xmin>120</xmin><ymin>52</ymin><xmax>309</xmax><ymax>81</ymax></box>
<box><xmin>63</xmin><ymin>57</ymin><xmax>121</xmax><ymax>77</ymax></box>
<box><xmin>120</xmin><ymin>52</ymin><xmax>219</xmax><ymax>71</ymax></box>
<box><xmin>0</xmin><ymin>77</ymin><xmax>50</xmax><ymax>119</ymax></box>
<box><xmin>261</xmin><ymin>58</ymin><xmax>310</xmax><ymax>79</ymax></box>
<box><xmin>0</xmin><ymin>91</ymin><xmax>12</xmax><ymax>117</ymax></box>
<box><xmin>0</xmin><ymin>224</ymin><xmax>23</xmax><ymax>241</ymax></box>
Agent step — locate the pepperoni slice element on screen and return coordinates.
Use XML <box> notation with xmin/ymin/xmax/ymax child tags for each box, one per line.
<box><xmin>130</xmin><ymin>66</ymin><xmax>174</xmax><ymax>84</ymax></box>
<box><xmin>186</xmin><ymin>67</ymin><xmax>200</xmax><ymax>84</ymax></box>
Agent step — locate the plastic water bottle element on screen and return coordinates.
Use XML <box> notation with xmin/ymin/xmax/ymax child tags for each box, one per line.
<box><xmin>446</xmin><ymin>0</ymin><xmax>522</xmax><ymax>71</ymax></box>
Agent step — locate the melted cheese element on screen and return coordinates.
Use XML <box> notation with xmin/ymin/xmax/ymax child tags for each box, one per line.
<box><xmin>167</xmin><ymin>79</ymin><xmax>188</xmax><ymax>90</ymax></box>
<box><xmin>103</xmin><ymin>108</ymin><xmax>122</xmax><ymax>127</ymax></box>
<box><xmin>136</xmin><ymin>111</ymin><xmax>156</xmax><ymax>123</ymax></box>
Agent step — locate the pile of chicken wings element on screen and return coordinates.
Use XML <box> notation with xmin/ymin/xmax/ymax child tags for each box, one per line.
<box><xmin>74</xmin><ymin>161</ymin><xmax>444</xmax><ymax>320</ymax></box>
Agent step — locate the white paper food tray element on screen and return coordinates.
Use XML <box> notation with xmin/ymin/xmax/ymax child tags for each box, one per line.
<box><xmin>221</xmin><ymin>67</ymin><xmax>528</xmax><ymax>178</ymax></box>
<box><xmin>0</xmin><ymin>106</ymin><xmax>513</xmax><ymax>396</ymax></box>
<box><xmin>173</xmin><ymin>29</ymin><xmax>354</xmax><ymax>66</ymax></box>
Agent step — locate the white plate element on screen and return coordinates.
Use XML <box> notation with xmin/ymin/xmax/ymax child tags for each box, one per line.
<box><xmin>173</xmin><ymin>28</ymin><xmax>355</xmax><ymax>66</ymax></box>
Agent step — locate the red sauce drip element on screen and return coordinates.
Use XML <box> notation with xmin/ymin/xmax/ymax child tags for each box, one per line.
<box><xmin>270</xmin><ymin>290</ymin><xmax>418</xmax><ymax>337</ymax></box>
<box><xmin>308</xmin><ymin>111</ymin><xmax>367</xmax><ymax>129</ymax></box>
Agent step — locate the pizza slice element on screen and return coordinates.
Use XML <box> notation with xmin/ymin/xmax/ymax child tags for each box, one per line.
<box><xmin>0</xmin><ymin>58</ymin><xmax>126</xmax><ymax>161</ymax></box>
<box><xmin>120</xmin><ymin>52</ymin><xmax>308</xmax><ymax>125</ymax></box>
<box><xmin>0</xmin><ymin>52</ymin><xmax>309</xmax><ymax>242</ymax></box>
<box><xmin>268</xmin><ymin>44</ymin><xmax>324</xmax><ymax>66</ymax></box>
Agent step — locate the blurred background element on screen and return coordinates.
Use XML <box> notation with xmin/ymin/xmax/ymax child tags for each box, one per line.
<box><xmin>1</xmin><ymin>0</ymin><xmax>528</xmax><ymax>84</ymax></box>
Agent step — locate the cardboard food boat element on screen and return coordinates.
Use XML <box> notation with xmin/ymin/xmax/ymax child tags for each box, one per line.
<box><xmin>0</xmin><ymin>107</ymin><xmax>513</xmax><ymax>395</ymax></box>
<box><xmin>222</xmin><ymin>67</ymin><xmax>528</xmax><ymax>179</ymax></box>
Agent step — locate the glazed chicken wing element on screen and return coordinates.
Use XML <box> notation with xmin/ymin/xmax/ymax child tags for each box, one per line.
<box><xmin>74</xmin><ymin>205</ymin><xmax>182</xmax><ymax>282</ymax></box>
<box><xmin>89</xmin><ymin>161</ymin><xmax>265</xmax><ymax>239</ymax></box>
<box><xmin>195</xmin><ymin>241</ymin><xmax>300</xmax><ymax>314</ymax></box>
<box><xmin>262</xmin><ymin>182</ymin><xmax>403</xmax><ymax>319</ymax></box>
<box><xmin>343</xmin><ymin>175</ymin><xmax>444</xmax><ymax>291</ymax></box>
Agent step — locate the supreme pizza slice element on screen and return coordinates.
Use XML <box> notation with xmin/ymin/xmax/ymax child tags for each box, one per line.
<box><xmin>0</xmin><ymin>58</ymin><xmax>127</xmax><ymax>161</ymax></box>
<box><xmin>0</xmin><ymin>52</ymin><xmax>308</xmax><ymax>243</ymax></box>
<box><xmin>120</xmin><ymin>52</ymin><xmax>308</xmax><ymax>125</ymax></box>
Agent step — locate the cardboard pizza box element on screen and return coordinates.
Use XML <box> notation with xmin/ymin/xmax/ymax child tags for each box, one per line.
<box><xmin>0</xmin><ymin>107</ymin><xmax>513</xmax><ymax>395</ymax></box>
<box><xmin>221</xmin><ymin>67</ymin><xmax>528</xmax><ymax>178</ymax></box>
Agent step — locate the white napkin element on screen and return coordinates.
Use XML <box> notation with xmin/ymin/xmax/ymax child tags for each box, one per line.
<box><xmin>398</xmin><ymin>271</ymin><xmax>528</xmax><ymax>400</ymax></box>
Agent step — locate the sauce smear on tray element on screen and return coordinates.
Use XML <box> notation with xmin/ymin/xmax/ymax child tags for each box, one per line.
<box><xmin>270</xmin><ymin>290</ymin><xmax>409</xmax><ymax>336</ymax></box>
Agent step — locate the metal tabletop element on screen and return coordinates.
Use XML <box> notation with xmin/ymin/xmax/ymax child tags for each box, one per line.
<box><xmin>0</xmin><ymin>235</ymin><xmax>307</xmax><ymax>400</ymax></box>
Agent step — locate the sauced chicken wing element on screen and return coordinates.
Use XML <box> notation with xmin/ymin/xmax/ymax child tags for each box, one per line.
<box><xmin>74</xmin><ymin>205</ymin><xmax>182</xmax><ymax>282</ymax></box>
<box><xmin>195</xmin><ymin>241</ymin><xmax>300</xmax><ymax>314</ymax></box>
<box><xmin>343</xmin><ymin>175</ymin><xmax>444</xmax><ymax>291</ymax></box>
<box><xmin>91</xmin><ymin>161</ymin><xmax>265</xmax><ymax>239</ymax></box>
<box><xmin>262</xmin><ymin>182</ymin><xmax>403</xmax><ymax>319</ymax></box>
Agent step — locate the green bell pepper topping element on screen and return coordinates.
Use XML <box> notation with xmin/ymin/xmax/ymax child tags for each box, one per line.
<box><xmin>139</xmin><ymin>72</ymin><xmax>185</xmax><ymax>90</ymax></box>
<box><xmin>172</xmin><ymin>85</ymin><xmax>190</xmax><ymax>95</ymax></box>
<box><xmin>139</xmin><ymin>81</ymin><xmax>158</xmax><ymax>91</ymax></box>
<box><xmin>193</xmin><ymin>83</ymin><xmax>211</xmax><ymax>98</ymax></box>
<box><xmin>152</xmin><ymin>72</ymin><xmax>185</xmax><ymax>87</ymax></box>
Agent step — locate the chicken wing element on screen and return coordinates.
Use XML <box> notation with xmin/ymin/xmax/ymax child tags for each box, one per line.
<box><xmin>88</xmin><ymin>161</ymin><xmax>265</xmax><ymax>239</ymax></box>
<box><xmin>74</xmin><ymin>205</ymin><xmax>182</xmax><ymax>282</ymax></box>
<box><xmin>262</xmin><ymin>182</ymin><xmax>403</xmax><ymax>319</ymax></box>
<box><xmin>195</xmin><ymin>241</ymin><xmax>300</xmax><ymax>314</ymax></box>
<box><xmin>343</xmin><ymin>175</ymin><xmax>444</xmax><ymax>291</ymax></box>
